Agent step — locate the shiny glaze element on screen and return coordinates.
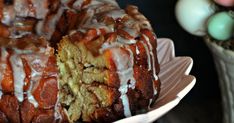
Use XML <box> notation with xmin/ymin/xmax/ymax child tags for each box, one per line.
<box><xmin>10</xmin><ymin>53</ymin><xmax>25</xmax><ymax>102</ymax></box>
<box><xmin>111</xmin><ymin>48</ymin><xmax>136</xmax><ymax>117</ymax></box>
<box><xmin>0</xmin><ymin>41</ymin><xmax>63</xmax><ymax>121</ymax></box>
<box><xmin>0</xmin><ymin>48</ymin><xmax>8</xmax><ymax>99</ymax></box>
<box><xmin>69</xmin><ymin>0</ymin><xmax>159</xmax><ymax>117</ymax></box>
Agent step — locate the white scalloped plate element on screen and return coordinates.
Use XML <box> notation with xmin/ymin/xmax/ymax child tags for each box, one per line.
<box><xmin>114</xmin><ymin>38</ymin><xmax>196</xmax><ymax>123</ymax></box>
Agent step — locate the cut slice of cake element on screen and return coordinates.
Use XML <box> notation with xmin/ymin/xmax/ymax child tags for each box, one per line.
<box><xmin>57</xmin><ymin>0</ymin><xmax>161</xmax><ymax>122</ymax></box>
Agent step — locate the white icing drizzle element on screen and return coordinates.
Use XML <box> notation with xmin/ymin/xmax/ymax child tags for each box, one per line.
<box><xmin>12</xmin><ymin>0</ymin><xmax>48</xmax><ymax>19</ymax></box>
<box><xmin>3</xmin><ymin>47</ymin><xmax>49</xmax><ymax>107</ymax></box>
<box><xmin>141</xmin><ymin>34</ymin><xmax>158</xmax><ymax>98</ymax></box>
<box><xmin>124</xmin><ymin>18</ymin><xmax>136</xmax><ymax>29</ymax></box>
<box><xmin>54</xmin><ymin>94</ymin><xmax>62</xmax><ymax>122</ymax></box>
<box><xmin>9</xmin><ymin>31</ymin><xmax>32</xmax><ymax>39</ymax></box>
<box><xmin>85</xmin><ymin>0</ymin><xmax>119</xmax><ymax>10</ymax></box>
<box><xmin>81</xmin><ymin>8</ymin><xmax>95</xmax><ymax>26</ymax></box>
<box><xmin>24</xmin><ymin>53</ymin><xmax>50</xmax><ymax>108</ymax></box>
<box><xmin>117</xmin><ymin>36</ymin><xmax>137</xmax><ymax>44</ymax></box>
<box><xmin>27</xmin><ymin>63</ymin><xmax>41</xmax><ymax>107</ymax></box>
<box><xmin>0</xmin><ymin>90</ymin><xmax>2</xmax><ymax>100</ymax></box>
<box><xmin>73</xmin><ymin>0</ymin><xmax>85</xmax><ymax>10</ymax></box>
<box><xmin>100</xmin><ymin>41</ymin><xmax>122</xmax><ymax>53</ymax></box>
<box><xmin>95</xmin><ymin>0</ymin><xmax>119</xmax><ymax>7</ymax></box>
<box><xmin>105</xmin><ymin>9</ymin><xmax>126</xmax><ymax>20</ymax></box>
<box><xmin>1</xmin><ymin>6</ymin><xmax>16</xmax><ymax>26</ymax></box>
<box><xmin>73</xmin><ymin>0</ymin><xmax>105</xmax><ymax>11</ymax></box>
<box><xmin>53</xmin><ymin>57</ymin><xmax>62</xmax><ymax>122</ymax></box>
<box><xmin>148</xmin><ymin>99</ymin><xmax>153</xmax><ymax>109</ymax></box>
<box><xmin>46</xmin><ymin>7</ymin><xmax>65</xmax><ymax>39</ymax></box>
<box><xmin>135</xmin><ymin>45</ymin><xmax>140</xmax><ymax>55</ymax></box>
<box><xmin>83</xmin><ymin>20</ymin><xmax>114</xmax><ymax>34</ymax></box>
<box><xmin>142</xmin><ymin>34</ymin><xmax>158</xmax><ymax>81</ymax></box>
<box><xmin>140</xmin><ymin>41</ymin><xmax>151</xmax><ymax>71</ymax></box>
<box><xmin>36</xmin><ymin>7</ymin><xmax>65</xmax><ymax>40</ymax></box>
<box><xmin>100</xmin><ymin>35</ymin><xmax>136</xmax><ymax>53</ymax></box>
<box><xmin>14</xmin><ymin>0</ymin><xmax>35</xmax><ymax>17</ymax></box>
<box><xmin>126</xmin><ymin>48</ymin><xmax>136</xmax><ymax>89</ymax></box>
<box><xmin>27</xmin><ymin>90</ymin><xmax>38</xmax><ymax>107</ymax></box>
<box><xmin>13</xmin><ymin>48</ymin><xmax>33</xmax><ymax>54</ymax></box>
<box><xmin>10</xmin><ymin>54</ymin><xmax>25</xmax><ymax>102</ymax></box>
<box><xmin>0</xmin><ymin>48</ymin><xmax>8</xmax><ymax>99</ymax></box>
<box><xmin>73</xmin><ymin>0</ymin><xmax>107</xmax><ymax>10</ymax></box>
<box><xmin>31</xmin><ymin>0</ymin><xmax>49</xmax><ymax>19</ymax></box>
<box><xmin>111</xmin><ymin>48</ymin><xmax>136</xmax><ymax>117</ymax></box>
<box><xmin>120</xmin><ymin>94</ymin><xmax>131</xmax><ymax>117</ymax></box>
<box><xmin>61</xmin><ymin>0</ymin><xmax>72</xmax><ymax>4</ymax></box>
<box><xmin>122</xmin><ymin>27</ymin><xmax>138</xmax><ymax>38</ymax></box>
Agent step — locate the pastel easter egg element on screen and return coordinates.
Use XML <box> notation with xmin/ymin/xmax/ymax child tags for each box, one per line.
<box><xmin>175</xmin><ymin>0</ymin><xmax>216</xmax><ymax>36</ymax></box>
<box><xmin>214</xmin><ymin>0</ymin><xmax>234</xmax><ymax>7</ymax></box>
<box><xmin>207</xmin><ymin>11</ymin><xmax>234</xmax><ymax>41</ymax></box>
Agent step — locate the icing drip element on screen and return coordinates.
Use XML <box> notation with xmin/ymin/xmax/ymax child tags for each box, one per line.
<box><xmin>73</xmin><ymin>0</ymin><xmax>85</xmax><ymax>10</ymax></box>
<box><xmin>10</xmin><ymin>54</ymin><xmax>25</xmax><ymax>102</ymax></box>
<box><xmin>12</xmin><ymin>0</ymin><xmax>48</xmax><ymax>19</ymax></box>
<box><xmin>100</xmin><ymin>36</ymin><xmax>136</xmax><ymax>53</ymax></box>
<box><xmin>117</xmin><ymin>36</ymin><xmax>137</xmax><ymax>44</ymax></box>
<box><xmin>142</xmin><ymin>34</ymin><xmax>158</xmax><ymax>81</ymax></box>
<box><xmin>13</xmin><ymin>48</ymin><xmax>33</xmax><ymax>54</ymax></box>
<box><xmin>100</xmin><ymin>41</ymin><xmax>122</xmax><ymax>53</ymax></box>
<box><xmin>36</xmin><ymin>7</ymin><xmax>65</xmax><ymax>40</ymax></box>
<box><xmin>73</xmin><ymin>0</ymin><xmax>101</xmax><ymax>10</ymax></box>
<box><xmin>83</xmin><ymin>20</ymin><xmax>114</xmax><ymax>34</ymax></box>
<box><xmin>0</xmin><ymin>48</ymin><xmax>8</xmax><ymax>99</ymax></box>
<box><xmin>45</xmin><ymin>7</ymin><xmax>64</xmax><ymax>40</ymax></box>
<box><xmin>101</xmin><ymin>0</ymin><xmax>119</xmax><ymax>7</ymax></box>
<box><xmin>24</xmin><ymin>54</ymin><xmax>49</xmax><ymax>108</ymax></box>
<box><xmin>141</xmin><ymin>34</ymin><xmax>158</xmax><ymax>96</ymax></box>
<box><xmin>54</xmin><ymin>94</ymin><xmax>62</xmax><ymax>122</ymax></box>
<box><xmin>14</xmin><ymin>0</ymin><xmax>35</xmax><ymax>17</ymax></box>
<box><xmin>72</xmin><ymin>0</ymin><xmax>119</xmax><ymax>11</ymax></box>
<box><xmin>61</xmin><ymin>0</ymin><xmax>72</xmax><ymax>4</ymax></box>
<box><xmin>126</xmin><ymin>48</ymin><xmax>136</xmax><ymax>89</ymax></box>
<box><xmin>31</xmin><ymin>0</ymin><xmax>49</xmax><ymax>19</ymax></box>
<box><xmin>124</xmin><ymin>19</ymin><xmax>136</xmax><ymax>29</ymax></box>
<box><xmin>27</xmin><ymin>88</ymin><xmax>38</xmax><ymax>107</ymax></box>
<box><xmin>4</xmin><ymin>47</ymin><xmax>49</xmax><ymax>107</ymax></box>
<box><xmin>148</xmin><ymin>99</ymin><xmax>153</xmax><ymax>109</ymax></box>
<box><xmin>9</xmin><ymin>31</ymin><xmax>32</xmax><ymax>39</ymax></box>
<box><xmin>140</xmin><ymin>41</ymin><xmax>151</xmax><ymax>71</ymax></box>
<box><xmin>122</xmin><ymin>27</ymin><xmax>138</xmax><ymax>38</ymax></box>
<box><xmin>120</xmin><ymin>94</ymin><xmax>131</xmax><ymax>117</ymax></box>
<box><xmin>1</xmin><ymin>6</ymin><xmax>15</xmax><ymax>26</ymax></box>
<box><xmin>106</xmin><ymin>9</ymin><xmax>126</xmax><ymax>20</ymax></box>
<box><xmin>27</xmin><ymin>60</ymin><xmax>41</xmax><ymax>107</ymax></box>
<box><xmin>111</xmin><ymin>48</ymin><xmax>136</xmax><ymax>117</ymax></box>
<box><xmin>54</xmin><ymin>58</ymin><xmax>62</xmax><ymax>122</ymax></box>
<box><xmin>135</xmin><ymin>45</ymin><xmax>140</xmax><ymax>55</ymax></box>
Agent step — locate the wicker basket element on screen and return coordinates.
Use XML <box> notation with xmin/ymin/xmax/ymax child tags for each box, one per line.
<box><xmin>205</xmin><ymin>38</ymin><xmax>234</xmax><ymax>123</ymax></box>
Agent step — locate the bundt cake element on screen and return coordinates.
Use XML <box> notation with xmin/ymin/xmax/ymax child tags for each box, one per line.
<box><xmin>0</xmin><ymin>0</ymin><xmax>161</xmax><ymax>122</ymax></box>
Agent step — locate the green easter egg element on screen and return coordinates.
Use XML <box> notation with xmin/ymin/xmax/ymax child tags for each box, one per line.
<box><xmin>207</xmin><ymin>11</ymin><xmax>234</xmax><ymax>41</ymax></box>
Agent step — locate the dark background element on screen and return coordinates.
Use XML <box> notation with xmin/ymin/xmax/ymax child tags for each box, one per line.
<box><xmin>117</xmin><ymin>0</ymin><xmax>222</xmax><ymax>123</ymax></box>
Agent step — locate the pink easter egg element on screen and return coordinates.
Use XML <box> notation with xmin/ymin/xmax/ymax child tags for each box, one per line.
<box><xmin>214</xmin><ymin>0</ymin><xmax>234</xmax><ymax>7</ymax></box>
